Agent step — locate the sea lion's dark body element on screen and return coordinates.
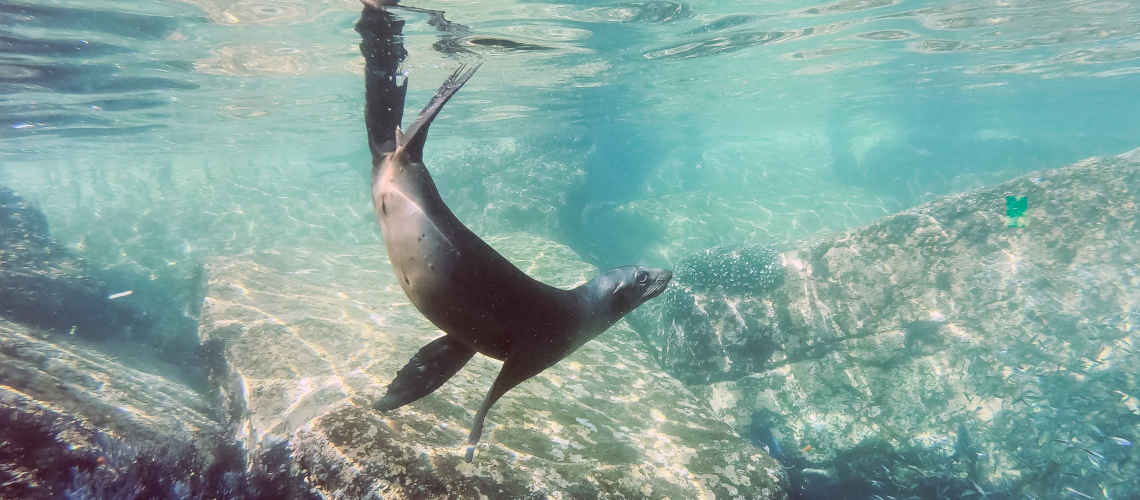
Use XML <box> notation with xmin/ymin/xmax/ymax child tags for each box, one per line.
<box><xmin>367</xmin><ymin>66</ymin><xmax>671</xmax><ymax>462</ymax></box>
<box><xmin>374</xmin><ymin>149</ymin><xmax>586</xmax><ymax>362</ymax></box>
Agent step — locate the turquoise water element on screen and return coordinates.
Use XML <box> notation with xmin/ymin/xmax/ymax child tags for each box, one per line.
<box><xmin>3</xmin><ymin>0</ymin><xmax>1140</xmax><ymax>497</ymax></box>
<box><xmin>6</xmin><ymin>0</ymin><xmax>1139</xmax><ymax>274</ymax></box>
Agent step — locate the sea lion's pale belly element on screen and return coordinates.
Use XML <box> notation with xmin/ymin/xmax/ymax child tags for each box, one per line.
<box><xmin>374</xmin><ymin>167</ymin><xmax>516</xmax><ymax>359</ymax></box>
<box><xmin>376</xmin><ymin>182</ymin><xmax>459</xmax><ymax>303</ymax></box>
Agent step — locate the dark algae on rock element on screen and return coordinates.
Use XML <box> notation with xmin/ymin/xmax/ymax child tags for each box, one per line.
<box><xmin>0</xmin><ymin>387</ymin><xmax>317</xmax><ymax>500</ymax></box>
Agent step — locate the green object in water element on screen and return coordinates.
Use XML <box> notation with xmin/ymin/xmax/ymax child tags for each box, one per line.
<box><xmin>1006</xmin><ymin>196</ymin><xmax>1027</xmax><ymax>227</ymax></box>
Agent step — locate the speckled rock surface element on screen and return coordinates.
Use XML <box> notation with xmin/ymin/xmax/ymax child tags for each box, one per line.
<box><xmin>199</xmin><ymin>233</ymin><xmax>788</xmax><ymax>499</ymax></box>
<box><xmin>629</xmin><ymin>244</ymin><xmax>785</xmax><ymax>385</ymax></box>
<box><xmin>632</xmin><ymin>149</ymin><xmax>1140</xmax><ymax>498</ymax></box>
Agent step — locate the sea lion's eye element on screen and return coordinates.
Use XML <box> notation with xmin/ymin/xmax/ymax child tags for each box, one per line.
<box><xmin>636</xmin><ymin>271</ymin><xmax>649</xmax><ymax>284</ymax></box>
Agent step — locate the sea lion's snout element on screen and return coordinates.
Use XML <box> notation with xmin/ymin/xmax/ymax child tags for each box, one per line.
<box><xmin>592</xmin><ymin>266</ymin><xmax>672</xmax><ymax>310</ymax></box>
<box><xmin>641</xmin><ymin>268</ymin><xmax>672</xmax><ymax>300</ymax></box>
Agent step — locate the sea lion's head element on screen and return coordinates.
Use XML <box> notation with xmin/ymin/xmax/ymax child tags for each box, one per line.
<box><xmin>588</xmin><ymin>265</ymin><xmax>672</xmax><ymax>319</ymax></box>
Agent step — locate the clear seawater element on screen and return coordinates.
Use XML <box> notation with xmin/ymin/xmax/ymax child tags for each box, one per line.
<box><xmin>2</xmin><ymin>0</ymin><xmax>1139</xmax><ymax>495</ymax></box>
<box><xmin>5</xmin><ymin>0</ymin><xmax>1139</xmax><ymax>274</ymax></box>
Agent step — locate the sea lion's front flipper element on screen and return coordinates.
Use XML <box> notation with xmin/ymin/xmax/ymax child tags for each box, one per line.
<box><xmin>464</xmin><ymin>355</ymin><xmax>548</xmax><ymax>462</ymax></box>
<box><xmin>373</xmin><ymin>335</ymin><xmax>476</xmax><ymax>411</ymax></box>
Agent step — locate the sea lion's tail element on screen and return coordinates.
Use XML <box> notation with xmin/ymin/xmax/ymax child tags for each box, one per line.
<box><xmin>397</xmin><ymin>64</ymin><xmax>480</xmax><ymax>161</ymax></box>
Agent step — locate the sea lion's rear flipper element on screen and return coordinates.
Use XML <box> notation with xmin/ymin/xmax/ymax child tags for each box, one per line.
<box><xmin>373</xmin><ymin>335</ymin><xmax>476</xmax><ymax>411</ymax></box>
<box><xmin>397</xmin><ymin>64</ymin><xmax>480</xmax><ymax>162</ymax></box>
<box><xmin>464</xmin><ymin>355</ymin><xmax>548</xmax><ymax>462</ymax></box>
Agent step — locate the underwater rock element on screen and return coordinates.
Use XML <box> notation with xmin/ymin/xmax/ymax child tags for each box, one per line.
<box><xmin>0</xmin><ymin>318</ymin><xmax>240</xmax><ymax>499</ymax></box>
<box><xmin>198</xmin><ymin>233</ymin><xmax>788</xmax><ymax>499</ymax></box>
<box><xmin>2</xmin><ymin>188</ymin><xmax>229</xmax><ymax>499</ymax></box>
<box><xmin>0</xmin><ymin>319</ymin><xmax>221</xmax><ymax>449</ymax></box>
<box><xmin>631</xmin><ymin>149</ymin><xmax>1140</xmax><ymax>498</ymax></box>
<box><xmin>0</xmin><ymin>186</ymin><xmax>152</xmax><ymax>342</ymax></box>
<box><xmin>1</xmin><ymin>318</ymin><xmax>317</xmax><ymax>499</ymax></box>
<box><xmin>630</xmin><ymin>244</ymin><xmax>786</xmax><ymax>384</ymax></box>
<box><xmin>0</xmin><ymin>387</ymin><xmax>98</xmax><ymax>500</ymax></box>
<box><xmin>1</xmin><ymin>185</ymin><xmax>207</xmax><ymax>389</ymax></box>
<box><xmin>0</xmin><ymin>379</ymin><xmax>314</xmax><ymax>500</ymax></box>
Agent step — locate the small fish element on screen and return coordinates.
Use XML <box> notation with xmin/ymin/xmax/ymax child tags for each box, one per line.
<box><xmin>1065</xmin><ymin>486</ymin><xmax>1093</xmax><ymax>499</ymax></box>
<box><xmin>748</xmin><ymin>413</ymin><xmax>788</xmax><ymax>466</ymax></box>
<box><xmin>972</xmin><ymin>480</ymin><xmax>985</xmax><ymax>495</ymax></box>
<box><xmin>952</xmin><ymin>424</ymin><xmax>973</xmax><ymax>461</ymax></box>
<box><xmin>1107</xmin><ymin>436</ymin><xmax>1132</xmax><ymax>446</ymax></box>
<box><xmin>107</xmin><ymin>290</ymin><xmax>133</xmax><ymax>300</ymax></box>
<box><xmin>801</xmin><ymin>444</ymin><xmax>812</xmax><ymax>453</ymax></box>
<box><xmin>1082</xmin><ymin>447</ymin><xmax>1104</xmax><ymax>462</ymax></box>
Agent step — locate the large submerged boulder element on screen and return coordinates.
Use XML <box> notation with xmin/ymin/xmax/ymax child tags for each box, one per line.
<box><xmin>0</xmin><ymin>186</ymin><xmax>152</xmax><ymax>342</ymax></box>
<box><xmin>1</xmin><ymin>187</ymin><xmax>314</xmax><ymax>499</ymax></box>
<box><xmin>0</xmin><ymin>319</ymin><xmax>235</xmax><ymax>500</ymax></box>
<box><xmin>199</xmin><ymin>233</ymin><xmax>788</xmax><ymax>499</ymax></box>
<box><xmin>630</xmin><ymin>149</ymin><xmax>1140</xmax><ymax>498</ymax></box>
<box><xmin>629</xmin><ymin>244</ymin><xmax>786</xmax><ymax>385</ymax></box>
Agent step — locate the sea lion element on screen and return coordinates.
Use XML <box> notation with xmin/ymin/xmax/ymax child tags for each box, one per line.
<box><xmin>367</xmin><ymin>65</ymin><xmax>672</xmax><ymax>462</ymax></box>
